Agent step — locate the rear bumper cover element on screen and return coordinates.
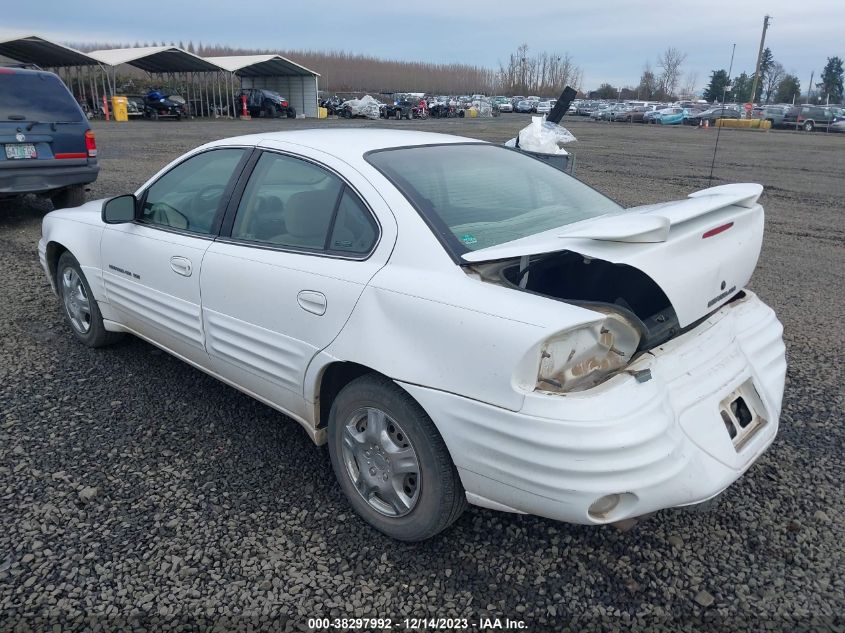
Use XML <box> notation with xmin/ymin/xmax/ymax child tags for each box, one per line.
<box><xmin>401</xmin><ymin>291</ymin><xmax>786</xmax><ymax>525</ymax></box>
<box><xmin>0</xmin><ymin>161</ymin><xmax>99</xmax><ymax>195</ymax></box>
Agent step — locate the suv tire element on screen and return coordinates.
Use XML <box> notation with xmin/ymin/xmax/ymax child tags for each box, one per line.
<box><xmin>51</xmin><ymin>185</ymin><xmax>86</xmax><ymax>209</ymax></box>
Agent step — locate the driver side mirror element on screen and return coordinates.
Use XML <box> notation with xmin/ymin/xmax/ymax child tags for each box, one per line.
<box><xmin>102</xmin><ymin>194</ymin><xmax>138</xmax><ymax>224</ymax></box>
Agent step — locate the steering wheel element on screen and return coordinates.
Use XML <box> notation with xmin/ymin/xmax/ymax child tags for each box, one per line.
<box><xmin>193</xmin><ymin>184</ymin><xmax>225</xmax><ymax>213</ymax></box>
<box><xmin>148</xmin><ymin>201</ymin><xmax>189</xmax><ymax>230</ymax></box>
<box><xmin>188</xmin><ymin>184</ymin><xmax>226</xmax><ymax>232</ymax></box>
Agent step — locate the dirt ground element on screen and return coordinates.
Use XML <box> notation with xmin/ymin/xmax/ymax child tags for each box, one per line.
<box><xmin>1</xmin><ymin>114</ymin><xmax>843</xmax><ymax>631</ymax></box>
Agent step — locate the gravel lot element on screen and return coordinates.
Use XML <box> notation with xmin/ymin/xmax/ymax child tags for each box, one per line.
<box><xmin>1</xmin><ymin>116</ymin><xmax>843</xmax><ymax>632</ymax></box>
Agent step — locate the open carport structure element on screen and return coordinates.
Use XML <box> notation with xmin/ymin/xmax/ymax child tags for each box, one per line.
<box><xmin>0</xmin><ymin>34</ymin><xmax>108</xmax><ymax>117</ymax></box>
<box><xmin>88</xmin><ymin>46</ymin><xmax>235</xmax><ymax>118</ymax></box>
<box><xmin>205</xmin><ymin>55</ymin><xmax>320</xmax><ymax>118</ymax></box>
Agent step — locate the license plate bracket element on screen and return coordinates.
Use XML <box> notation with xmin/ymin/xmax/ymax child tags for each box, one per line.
<box><xmin>5</xmin><ymin>143</ymin><xmax>37</xmax><ymax>160</ymax></box>
<box><xmin>720</xmin><ymin>380</ymin><xmax>767</xmax><ymax>451</ymax></box>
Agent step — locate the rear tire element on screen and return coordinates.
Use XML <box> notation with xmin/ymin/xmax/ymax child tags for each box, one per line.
<box><xmin>287</xmin><ymin>107</ymin><xmax>296</xmax><ymax>118</ymax></box>
<box><xmin>50</xmin><ymin>185</ymin><xmax>86</xmax><ymax>209</ymax></box>
<box><xmin>803</xmin><ymin>120</ymin><xmax>814</xmax><ymax>132</ymax></box>
<box><xmin>327</xmin><ymin>374</ymin><xmax>466</xmax><ymax>541</ymax></box>
<box><xmin>57</xmin><ymin>252</ymin><xmax>122</xmax><ymax>348</ymax></box>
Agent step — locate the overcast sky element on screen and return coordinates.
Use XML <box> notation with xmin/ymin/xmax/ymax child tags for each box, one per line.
<box><xmin>2</xmin><ymin>0</ymin><xmax>842</xmax><ymax>92</ymax></box>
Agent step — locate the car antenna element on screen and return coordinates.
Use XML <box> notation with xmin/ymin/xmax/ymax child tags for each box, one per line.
<box><xmin>708</xmin><ymin>43</ymin><xmax>736</xmax><ymax>186</ymax></box>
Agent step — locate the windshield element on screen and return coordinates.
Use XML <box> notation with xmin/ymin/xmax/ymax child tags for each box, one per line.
<box><xmin>366</xmin><ymin>144</ymin><xmax>622</xmax><ymax>256</ymax></box>
<box><xmin>0</xmin><ymin>71</ymin><xmax>83</xmax><ymax>122</ymax></box>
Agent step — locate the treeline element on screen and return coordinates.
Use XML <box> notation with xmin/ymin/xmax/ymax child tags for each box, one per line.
<box><xmin>69</xmin><ymin>40</ymin><xmax>499</xmax><ymax>94</ymax></box>
<box><xmin>67</xmin><ymin>40</ymin><xmax>585</xmax><ymax>95</ymax></box>
<box><xmin>702</xmin><ymin>50</ymin><xmax>843</xmax><ymax>105</ymax></box>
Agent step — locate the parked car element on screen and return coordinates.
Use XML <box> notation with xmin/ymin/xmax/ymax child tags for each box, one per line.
<box><xmin>685</xmin><ymin>107</ymin><xmax>741</xmax><ymax>126</ymax></box>
<box><xmin>1</xmin><ymin>67</ymin><xmax>98</xmax><ymax>208</ymax></box>
<box><xmin>590</xmin><ymin>104</ymin><xmax>614</xmax><ymax>120</ymax></box>
<box><xmin>754</xmin><ymin>104</ymin><xmax>791</xmax><ymax>128</ymax></box>
<box><xmin>576</xmin><ymin>101</ymin><xmax>599</xmax><ymax>116</ymax></box>
<box><xmin>236</xmin><ymin>88</ymin><xmax>296</xmax><ymax>119</ymax></box>
<box><xmin>656</xmin><ymin>107</ymin><xmax>687</xmax><ymax>125</ymax></box>
<box><xmin>492</xmin><ymin>96</ymin><xmax>512</xmax><ymax>112</ymax></box>
<box><xmin>782</xmin><ymin>105</ymin><xmax>835</xmax><ymax>131</ymax></box>
<box><xmin>615</xmin><ymin>105</ymin><xmax>654</xmax><ymax>123</ymax></box>
<box><xmin>643</xmin><ymin>108</ymin><xmax>665</xmax><ymax>124</ymax></box>
<box><xmin>536</xmin><ymin>100</ymin><xmax>553</xmax><ymax>115</ymax></box>
<box><xmin>39</xmin><ymin>129</ymin><xmax>785</xmax><ymax>541</ymax></box>
<box><xmin>514</xmin><ymin>100</ymin><xmax>534</xmax><ymax>113</ymax></box>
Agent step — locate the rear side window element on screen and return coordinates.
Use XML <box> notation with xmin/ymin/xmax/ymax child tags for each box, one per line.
<box><xmin>329</xmin><ymin>190</ymin><xmax>378</xmax><ymax>254</ymax></box>
<box><xmin>0</xmin><ymin>72</ymin><xmax>83</xmax><ymax>122</ymax></box>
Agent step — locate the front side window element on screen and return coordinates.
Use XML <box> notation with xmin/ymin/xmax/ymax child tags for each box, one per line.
<box><xmin>231</xmin><ymin>152</ymin><xmax>377</xmax><ymax>255</ymax></box>
<box><xmin>367</xmin><ymin>144</ymin><xmax>622</xmax><ymax>256</ymax></box>
<box><xmin>141</xmin><ymin>149</ymin><xmax>246</xmax><ymax>235</ymax></box>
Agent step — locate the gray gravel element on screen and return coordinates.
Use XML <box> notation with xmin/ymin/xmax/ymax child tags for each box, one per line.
<box><xmin>1</xmin><ymin>116</ymin><xmax>843</xmax><ymax>631</ymax></box>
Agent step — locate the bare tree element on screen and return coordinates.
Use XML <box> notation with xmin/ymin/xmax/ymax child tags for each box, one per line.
<box><xmin>497</xmin><ymin>45</ymin><xmax>581</xmax><ymax>95</ymax></box>
<box><xmin>763</xmin><ymin>61</ymin><xmax>785</xmax><ymax>103</ymax></box>
<box><xmin>681</xmin><ymin>71</ymin><xmax>698</xmax><ymax>99</ymax></box>
<box><xmin>657</xmin><ymin>47</ymin><xmax>687</xmax><ymax>98</ymax></box>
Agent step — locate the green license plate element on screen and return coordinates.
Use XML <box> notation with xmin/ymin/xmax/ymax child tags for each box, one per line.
<box><xmin>5</xmin><ymin>143</ymin><xmax>37</xmax><ymax>159</ymax></box>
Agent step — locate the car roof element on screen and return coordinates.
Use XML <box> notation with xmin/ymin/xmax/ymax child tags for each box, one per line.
<box><xmin>205</xmin><ymin>129</ymin><xmax>483</xmax><ymax>159</ymax></box>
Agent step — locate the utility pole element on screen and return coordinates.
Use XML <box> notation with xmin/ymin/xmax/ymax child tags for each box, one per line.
<box><xmin>749</xmin><ymin>15</ymin><xmax>771</xmax><ymax>104</ymax></box>
<box><xmin>806</xmin><ymin>70</ymin><xmax>814</xmax><ymax>103</ymax></box>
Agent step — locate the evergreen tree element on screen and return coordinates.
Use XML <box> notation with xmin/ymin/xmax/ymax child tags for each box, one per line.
<box><xmin>703</xmin><ymin>69</ymin><xmax>729</xmax><ymax>102</ymax></box>
<box><xmin>592</xmin><ymin>83</ymin><xmax>618</xmax><ymax>99</ymax></box>
<box><xmin>755</xmin><ymin>47</ymin><xmax>774</xmax><ymax>101</ymax></box>
<box><xmin>775</xmin><ymin>75</ymin><xmax>801</xmax><ymax>104</ymax></box>
<box><xmin>637</xmin><ymin>64</ymin><xmax>657</xmax><ymax>100</ymax></box>
<box><xmin>816</xmin><ymin>56</ymin><xmax>844</xmax><ymax>103</ymax></box>
<box><xmin>731</xmin><ymin>72</ymin><xmax>752</xmax><ymax>102</ymax></box>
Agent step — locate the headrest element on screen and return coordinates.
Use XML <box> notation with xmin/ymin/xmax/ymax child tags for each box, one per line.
<box><xmin>285</xmin><ymin>190</ymin><xmax>337</xmax><ymax>238</ymax></box>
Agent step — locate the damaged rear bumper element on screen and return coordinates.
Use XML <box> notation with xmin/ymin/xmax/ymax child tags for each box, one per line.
<box><xmin>401</xmin><ymin>290</ymin><xmax>786</xmax><ymax>525</ymax></box>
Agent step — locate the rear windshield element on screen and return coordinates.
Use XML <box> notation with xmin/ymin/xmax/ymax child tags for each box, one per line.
<box><xmin>367</xmin><ymin>144</ymin><xmax>622</xmax><ymax>256</ymax></box>
<box><xmin>0</xmin><ymin>72</ymin><xmax>83</xmax><ymax>122</ymax></box>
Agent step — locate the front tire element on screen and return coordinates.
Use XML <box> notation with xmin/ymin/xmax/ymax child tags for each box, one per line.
<box><xmin>57</xmin><ymin>252</ymin><xmax>122</xmax><ymax>348</ymax></box>
<box><xmin>803</xmin><ymin>120</ymin><xmax>814</xmax><ymax>132</ymax></box>
<box><xmin>328</xmin><ymin>374</ymin><xmax>466</xmax><ymax>541</ymax></box>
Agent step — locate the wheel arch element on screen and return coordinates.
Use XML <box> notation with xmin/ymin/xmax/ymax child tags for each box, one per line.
<box><xmin>314</xmin><ymin>361</ymin><xmax>382</xmax><ymax>432</ymax></box>
<box><xmin>45</xmin><ymin>240</ymin><xmax>70</xmax><ymax>290</ymax></box>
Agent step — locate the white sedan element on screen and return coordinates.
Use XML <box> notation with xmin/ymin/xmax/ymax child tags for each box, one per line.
<box><xmin>39</xmin><ymin>130</ymin><xmax>786</xmax><ymax>541</ymax></box>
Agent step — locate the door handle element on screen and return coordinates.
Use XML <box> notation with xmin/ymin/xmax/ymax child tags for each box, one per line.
<box><xmin>170</xmin><ymin>256</ymin><xmax>192</xmax><ymax>277</ymax></box>
<box><xmin>297</xmin><ymin>290</ymin><xmax>327</xmax><ymax>316</ymax></box>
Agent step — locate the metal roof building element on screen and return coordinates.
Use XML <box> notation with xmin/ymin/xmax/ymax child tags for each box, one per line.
<box><xmin>206</xmin><ymin>55</ymin><xmax>320</xmax><ymax>118</ymax></box>
<box><xmin>0</xmin><ymin>34</ymin><xmax>99</xmax><ymax>67</ymax></box>
<box><xmin>88</xmin><ymin>46</ymin><xmax>222</xmax><ymax>73</ymax></box>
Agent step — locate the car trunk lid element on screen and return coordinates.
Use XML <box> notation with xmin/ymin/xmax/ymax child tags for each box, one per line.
<box><xmin>462</xmin><ymin>183</ymin><xmax>764</xmax><ymax>328</ymax></box>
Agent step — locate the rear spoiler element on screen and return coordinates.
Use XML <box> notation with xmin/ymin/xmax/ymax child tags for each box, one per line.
<box><xmin>462</xmin><ymin>183</ymin><xmax>764</xmax><ymax>260</ymax></box>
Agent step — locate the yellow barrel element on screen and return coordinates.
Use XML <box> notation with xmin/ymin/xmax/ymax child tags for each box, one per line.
<box><xmin>318</xmin><ymin>107</ymin><xmax>328</xmax><ymax>119</ymax></box>
<box><xmin>111</xmin><ymin>96</ymin><xmax>129</xmax><ymax>122</ymax></box>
